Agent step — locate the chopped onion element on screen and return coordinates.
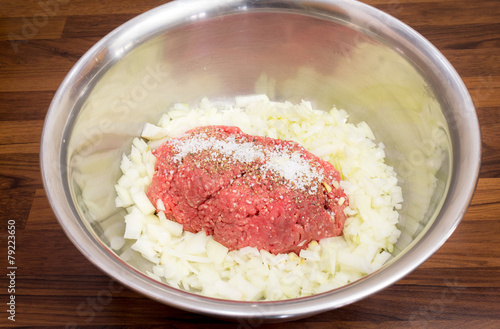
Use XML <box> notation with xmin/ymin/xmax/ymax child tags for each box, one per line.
<box><xmin>114</xmin><ymin>95</ymin><xmax>406</xmax><ymax>301</ymax></box>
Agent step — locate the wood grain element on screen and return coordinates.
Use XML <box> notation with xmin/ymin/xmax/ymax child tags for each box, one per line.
<box><xmin>0</xmin><ymin>0</ymin><xmax>499</xmax><ymax>327</ymax></box>
<box><xmin>0</xmin><ymin>16</ymin><xmax>66</xmax><ymax>41</ymax></box>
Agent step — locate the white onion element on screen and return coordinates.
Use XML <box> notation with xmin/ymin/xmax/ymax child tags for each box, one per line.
<box><xmin>114</xmin><ymin>95</ymin><xmax>403</xmax><ymax>301</ymax></box>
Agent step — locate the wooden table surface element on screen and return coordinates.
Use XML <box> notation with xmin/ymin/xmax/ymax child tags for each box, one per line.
<box><xmin>1</xmin><ymin>0</ymin><xmax>499</xmax><ymax>327</ymax></box>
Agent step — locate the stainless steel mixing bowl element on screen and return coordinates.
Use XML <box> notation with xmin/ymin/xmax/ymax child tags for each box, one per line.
<box><xmin>40</xmin><ymin>0</ymin><xmax>481</xmax><ymax>321</ymax></box>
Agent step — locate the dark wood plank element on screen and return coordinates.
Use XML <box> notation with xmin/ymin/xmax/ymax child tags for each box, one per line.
<box><xmin>0</xmin><ymin>152</ymin><xmax>42</xmax><ymax>190</ymax></box>
<box><xmin>441</xmin><ymin>49</ymin><xmax>500</xmax><ymax>77</ymax></box>
<box><xmin>463</xmin><ymin>76</ymin><xmax>499</xmax><ymax>109</ymax></box>
<box><xmin>0</xmin><ymin>0</ymin><xmax>171</xmax><ymax>17</ymax></box>
<box><xmin>61</xmin><ymin>14</ymin><xmax>138</xmax><ymax>38</ymax></box>
<box><xmin>0</xmin><ymin>37</ymin><xmax>95</xmax><ymax>67</ymax></box>
<box><xmin>0</xmin><ymin>91</ymin><xmax>54</xmax><ymax>121</ymax></box>
<box><xmin>0</xmin><ymin>64</ymin><xmax>74</xmax><ymax>92</ymax></box>
<box><xmin>377</xmin><ymin>0</ymin><xmax>500</xmax><ymax>27</ymax></box>
<box><xmin>0</xmin><ymin>16</ymin><xmax>66</xmax><ymax>41</ymax></box>
<box><xmin>0</xmin><ymin>120</ymin><xmax>43</xmax><ymax>145</ymax></box>
<box><xmin>477</xmin><ymin>107</ymin><xmax>500</xmax><ymax>178</ymax></box>
<box><xmin>412</xmin><ymin>23</ymin><xmax>500</xmax><ymax>51</ymax></box>
<box><xmin>0</xmin><ymin>188</ymin><xmax>34</xmax><ymax>231</ymax></box>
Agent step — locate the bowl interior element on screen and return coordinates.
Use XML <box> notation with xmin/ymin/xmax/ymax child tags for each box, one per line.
<box><xmin>41</xmin><ymin>0</ymin><xmax>480</xmax><ymax>320</ymax></box>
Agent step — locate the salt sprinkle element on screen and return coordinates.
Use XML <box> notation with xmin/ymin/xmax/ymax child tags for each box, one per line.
<box><xmin>168</xmin><ymin>132</ymin><xmax>325</xmax><ymax>192</ymax></box>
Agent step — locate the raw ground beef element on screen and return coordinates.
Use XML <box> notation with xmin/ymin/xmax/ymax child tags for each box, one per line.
<box><xmin>147</xmin><ymin>125</ymin><xmax>348</xmax><ymax>254</ymax></box>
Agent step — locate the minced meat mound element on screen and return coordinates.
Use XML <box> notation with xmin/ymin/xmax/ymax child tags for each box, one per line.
<box><xmin>147</xmin><ymin>126</ymin><xmax>348</xmax><ymax>255</ymax></box>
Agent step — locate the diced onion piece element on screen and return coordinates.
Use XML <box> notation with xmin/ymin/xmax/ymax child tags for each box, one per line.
<box><xmin>158</xmin><ymin>211</ymin><xmax>183</xmax><ymax>237</ymax></box>
<box><xmin>124</xmin><ymin>207</ymin><xmax>144</xmax><ymax>239</ymax></box>
<box><xmin>131</xmin><ymin>236</ymin><xmax>159</xmax><ymax>264</ymax></box>
<box><xmin>141</xmin><ymin>123</ymin><xmax>169</xmax><ymax>140</ymax></box>
<box><xmin>235</xmin><ymin>94</ymin><xmax>269</xmax><ymax>107</ymax></box>
<box><xmin>265</xmin><ymin>269</ymin><xmax>283</xmax><ymax>300</ymax></box>
<box><xmin>146</xmin><ymin>223</ymin><xmax>170</xmax><ymax>244</ymax></box>
<box><xmin>182</xmin><ymin>231</ymin><xmax>209</xmax><ymax>255</ymax></box>
<box><xmin>110</xmin><ymin>236</ymin><xmax>125</xmax><ymax>250</ymax></box>
<box><xmin>228</xmin><ymin>273</ymin><xmax>262</xmax><ymax>300</ymax></box>
<box><xmin>215</xmin><ymin>280</ymin><xmax>243</xmax><ymax>300</ymax></box>
<box><xmin>130</xmin><ymin>145</ymin><xmax>142</xmax><ymax>164</ymax></box>
<box><xmin>120</xmin><ymin>153</ymin><xmax>132</xmax><ymax>173</ymax></box>
<box><xmin>131</xmin><ymin>190</ymin><xmax>156</xmax><ymax>215</ymax></box>
<box><xmin>371</xmin><ymin>250</ymin><xmax>392</xmax><ymax>271</ymax></box>
<box><xmin>206</xmin><ymin>239</ymin><xmax>229</xmax><ymax>264</ymax></box>
<box><xmin>338</xmin><ymin>250</ymin><xmax>372</xmax><ymax>274</ymax></box>
<box><xmin>132</xmin><ymin>137</ymin><xmax>148</xmax><ymax>153</ymax></box>
<box><xmin>115</xmin><ymin>184</ymin><xmax>133</xmax><ymax>207</ymax></box>
<box><xmin>299</xmin><ymin>249</ymin><xmax>321</xmax><ymax>261</ymax></box>
<box><xmin>156</xmin><ymin>199</ymin><xmax>166</xmax><ymax>211</ymax></box>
